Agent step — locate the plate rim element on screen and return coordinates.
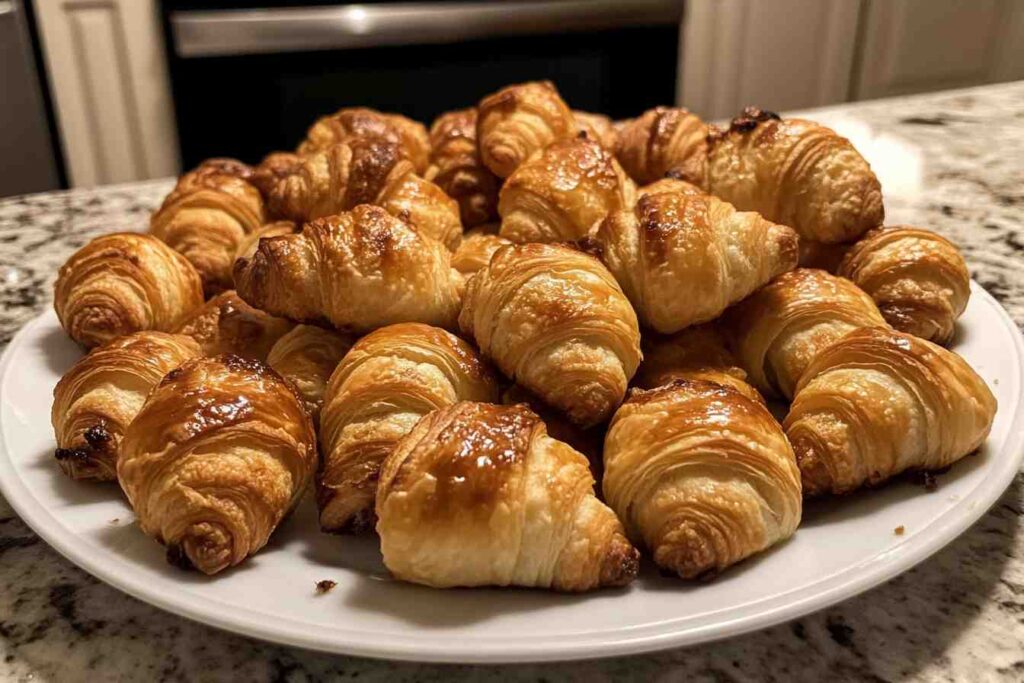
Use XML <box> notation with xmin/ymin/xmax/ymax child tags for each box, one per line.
<box><xmin>2</xmin><ymin>282</ymin><xmax>1022</xmax><ymax>664</ymax></box>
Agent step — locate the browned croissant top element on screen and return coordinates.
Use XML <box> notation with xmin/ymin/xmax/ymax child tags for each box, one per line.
<box><xmin>297</xmin><ymin>107</ymin><xmax>430</xmax><ymax>174</ymax></box>
<box><xmin>615</xmin><ymin>106</ymin><xmax>709</xmax><ymax>186</ymax></box>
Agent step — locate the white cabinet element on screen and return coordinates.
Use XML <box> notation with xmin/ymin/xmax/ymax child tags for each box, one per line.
<box><xmin>32</xmin><ymin>0</ymin><xmax>179</xmax><ymax>187</ymax></box>
<box><xmin>854</xmin><ymin>0</ymin><xmax>1024</xmax><ymax>100</ymax></box>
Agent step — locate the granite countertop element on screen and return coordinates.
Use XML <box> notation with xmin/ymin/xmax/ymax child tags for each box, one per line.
<box><xmin>1</xmin><ymin>82</ymin><xmax>1023</xmax><ymax>681</ymax></box>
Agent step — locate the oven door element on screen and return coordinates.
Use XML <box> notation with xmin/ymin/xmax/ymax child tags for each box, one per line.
<box><xmin>164</xmin><ymin>0</ymin><xmax>685</xmax><ymax>167</ymax></box>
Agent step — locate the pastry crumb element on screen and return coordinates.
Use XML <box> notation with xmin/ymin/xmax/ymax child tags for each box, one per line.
<box><xmin>315</xmin><ymin>579</ymin><xmax>337</xmax><ymax>594</ymax></box>
<box><xmin>108</xmin><ymin>518</ymin><xmax>119</xmax><ymax>525</ymax></box>
<box><xmin>894</xmin><ymin>525</ymin><xmax>905</xmax><ymax>536</ymax></box>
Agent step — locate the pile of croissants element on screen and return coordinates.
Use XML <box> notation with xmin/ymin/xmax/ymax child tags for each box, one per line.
<box><xmin>49</xmin><ymin>81</ymin><xmax>997</xmax><ymax>591</ymax></box>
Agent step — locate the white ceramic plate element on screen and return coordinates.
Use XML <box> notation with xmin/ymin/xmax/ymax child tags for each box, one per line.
<box><xmin>2</xmin><ymin>281</ymin><xmax>1022</xmax><ymax>663</ymax></box>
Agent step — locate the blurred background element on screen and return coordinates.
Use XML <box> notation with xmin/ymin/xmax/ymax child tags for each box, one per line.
<box><xmin>3</xmin><ymin>0</ymin><xmax>1023</xmax><ymax>198</ymax></box>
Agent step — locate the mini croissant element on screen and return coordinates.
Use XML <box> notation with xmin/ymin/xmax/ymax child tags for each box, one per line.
<box><xmin>614</xmin><ymin>106</ymin><xmax>709</xmax><ymax>186</ymax></box>
<box><xmin>459</xmin><ymin>243</ymin><xmax>641</xmax><ymax>427</ymax></box>
<box><xmin>838</xmin><ymin>225</ymin><xmax>970</xmax><ymax>345</ymax></box>
<box><xmin>603</xmin><ymin>380</ymin><xmax>802</xmax><ymax>579</ymax></box>
<box><xmin>234</xmin><ymin>205</ymin><xmax>464</xmax><ymax>334</ymax></box>
<box><xmin>52</xmin><ymin>332</ymin><xmax>201</xmax><ymax>481</ymax></box>
<box><xmin>233</xmin><ymin>220</ymin><xmax>297</xmax><ymax>263</ymax></box>
<box><xmin>376</xmin><ymin>401</ymin><xmax>639</xmax><ymax>591</ymax></box>
<box><xmin>119</xmin><ymin>355</ymin><xmax>317</xmax><ymax>575</ymax></box>
<box><xmin>785</xmin><ymin>327</ymin><xmax>997</xmax><ymax>496</ymax></box>
<box><xmin>594</xmin><ymin>189</ymin><xmax>798</xmax><ymax>334</ymax></box>
<box><xmin>266</xmin><ymin>325</ymin><xmax>353</xmax><ymax>422</ymax></box>
<box><xmin>477</xmin><ymin>81</ymin><xmax>576</xmax><ymax>178</ymax></box>
<box><xmin>173</xmin><ymin>290</ymin><xmax>294</xmax><ymax>361</ymax></box>
<box><xmin>258</xmin><ymin>140</ymin><xmax>462</xmax><ymax>250</ymax></box>
<box><xmin>425</xmin><ymin>108</ymin><xmax>500</xmax><ymax>227</ymax></box>
<box><xmin>498</xmin><ymin>136</ymin><xmax>636</xmax><ymax>243</ymax></box>
<box><xmin>722</xmin><ymin>268</ymin><xmax>888</xmax><ymax>400</ymax></box>
<box><xmin>707</xmin><ymin>108</ymin><xmax>883</xmax><ymax>244</ymax></box>
<box><xmin>573</xmin><ymin>110</ymin><xmax>619</xmax><ymax>150</ymax></box>
<box><xmin>637</xmin><ymin>176</ymin><xmax>703</xmax><ymax>199</ymax></box>
<box><xmin>451</xmin><ymin>228</ymin><xmax>510</xmax><ymax>276</ymax></box>
<box><xmin>297</xmin><ymin>106</ymin><xmax>431</xmax><ymax>174</ymax></box>
<box><xmin>318</xmin><ymin>323</ymin><xmax>499</xmax><ymax>532</ymax></box>
<box><xmin>634</xmin><ymin>323</ymin><xmax>763</xmax><ymax>405</ymax></box>
<box><xmin>54</xmin><ymin>233</ymin><xmax>204</xmax><ymax>349</ymax></box>
<box><xmin>150</xmin><ymin>159</ymin><xmax>266</xmax><ymax>295</ymax></box>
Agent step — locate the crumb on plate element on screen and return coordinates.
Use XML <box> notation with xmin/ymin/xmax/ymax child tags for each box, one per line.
<box><xmin>315</xmin><ymin>579</ymin><xmax>337</xmax><ymax>595</ymax></box>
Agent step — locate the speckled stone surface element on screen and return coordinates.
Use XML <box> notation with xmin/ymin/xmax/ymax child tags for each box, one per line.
<box><xmin>1</xmin><ymin>83</ymin><xmax>1023</xmax><ymax>682</ymax></box>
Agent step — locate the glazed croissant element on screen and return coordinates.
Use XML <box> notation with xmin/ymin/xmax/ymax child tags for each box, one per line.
<box><xmin>318</xmin><ymin>323</ymin><xmax>499</xmax><ymax>532</ymax></box>
<box><xmin>54</xmin><ymin>233</ymin><xmax>204</xmax><ymax>349</ymax></box>
<box><xmin>266</xmin><ymin>324</ymin><xmax>353</xmax><ymax>422</ymax></box>
<box><xmin>722</xmin><ymin>268</ymin><xmax>888</xmax><ymax>400</ymax></box>
<box><xmin>233</xmin><ymin>220</ymin><xmax>297</xmax><ymax>263</ymax></box>
<box><xmin>785</xmin><ymin>327</ymin><xmax>997</xmax><ymax>496</ymax></box>
<box><xmin>603</xmin><ymin>380</ymin><xmax>802</xmax><ymax>579</ymax></box>
<box><xmin>52</xmin><ymin>332</ymin><xmax>201</xmax><ymax>481</ymax></box>
<box><xmin>707</xmin><ymin>108</ymin><xmax>883</xmax><ymax>244</ymax></box>
<box><xmin>459</xmin><ymin>242</ymin><xmax>641</xmax><ymax>427</ymax></box>
<box><xmin>119</xmin><ymin>355</ymin><xmax>317</xmax><ymax>575</ymax></box>
<box><xmin>150</xmin><ymin>159</ymin><xmax>267</xmax><ymax>295</ymax></box>
<box><xmin>614</xmin><ymin>107</ymin><xmax>709</xmax><ymax>186</ymax></box>
<box><xmin>451</xmin><ymin>228</ymin><xmax>510</xmax><ymax>275</ymax></box>
<box><xmin>477</xmin><ymin>81</ymin><xmax>576</xmax><ymax>178</ymax></box>
<box><xmin>634</xmin><ymin>324</ymin><xmax>763</xmax><ymax>405</ymax></box>
<box><xmin>376</xmin><ymin>401</ymin><xmax>639</xmax><ymax>591</ymax></box>
<box><xmin>425</xmin><ymin>108</ymin><xmax>500</xmax><ymax>227</ymax></box>
<box><xmin>234</xmin><ymin>205</ymin><xmax>464</xmax><ymax>334</ymax></box>
<box><xmin>838</xmin><ymin>225</ymin><xmax>970</xmax><ymax>345</ymax></box>
<box><xmin>498</xmin><ymin>136</ymin><xmax>636</xmax><ymax>243</ymax></box>
<box><xmin>594</xmin><ymin>189</ymin><xmax>798</xmax><ymax>334</ymax></box>
<box><xmin>173</xmin><ymin>290</ymin><xmax>293</xmax><ymax>361</ymax></box>
<box><xmin>501</xmin><ymin>383</ymin><xmax>603</xmax><ymax>469</ymax></box>
<box><xmin>258</xmin><ymin>140</ymin><xmax>463</xmax><ymax>250</ymax></box>
<box><xmin>297</xmin><ymin>106</ymin><xmax>431</xmax><ymax>174</ymax></box>
<box><xmin>573</xmin><ymin>110</ymin><xmax>619</xmax><ymax>150</ymax></box>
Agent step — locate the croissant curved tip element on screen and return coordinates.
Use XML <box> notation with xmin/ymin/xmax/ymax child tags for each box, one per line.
<box><xmin>599</xmin><ymin>533</ymin><xmax>641</xmax><ymax>587</ymax></box>
<box><xmin>172</xmin><ymin>522</ymin><xmax>234</xmax><ymax>575</ymax></box>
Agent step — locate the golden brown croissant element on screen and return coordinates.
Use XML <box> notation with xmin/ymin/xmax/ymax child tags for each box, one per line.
<box><xmin>594</xmin><ymin>189</ymin><xmax>798</xmax><ymax>334</ymax></box>
<box><xmin>425</xmin><ymin>108</ymin><xmax>500</xmax><ymax>227</ymax></box>
<box><xmin>118</xmin><ymin>355</ymin><xmax>316</xmax><ymax>575</ymax></box>
<box><xmin>376</xmin><ymin>401</ymin><xmax>639</xmax><ymax>591</ymax></box>
<box><xmin>477</xmin><ymin>81</ymin><xmax>576</xmax><ymax>178</ymax></box>
<box><xmin>150</xmin><ymin>160</ymin><xmax>266</xmax><ymax>295</ymax></box>
<box><xmin>260</xmin><ymin>139</ymin><xmax>462</xmax><ymax>250</ymax></box>
<box><xmin>173</xmin><ymin>290</ymin><xmax>294</xmax><ymax>361</ymax></box>
<box><xmin>51</xmin><ymin>332</ymin><xmax>201</xmax><ymax>481</ymax></box>
<box><xmin>797</xmin><ymin>239</ymin><xmax>851</xmax><ymax>273</ymax></box>
<box><xmin>451</xmin><ymin>229</ymin><xmax>510</xmax><ymax>276</ymax></box>
<box><xmin>318</xmin><ymin>323</ymin><xmax>499</xmax><ymax>532</ymax></box>
<box><xmin>297</xmin><ymin>106</ymin><xmax>430</xmax><ymax>174</ymax></box>
<box><xmin>498</xmin><ymin>137</ymin><xmax>636</xmax><ymax>243</ymax></box>
<box><xmin>501</xmin><ymin>383</ymin><xmax>603</xmax><ymax>470</ymax></box>
<box><xmin>266</xmin><ymin>325</ymin><xmax>353</xmax><ymax>422</ymax></box>
<box><xmin>459</xmin><ymin>242</ymin><xmax>641</xmax><ymax>427</ymax></box>
<box><xmin>614</xmin><ymin>107</ymin><xmax>709</xmax><ymax>186</ymax></box>
<box><xmin>722</xmin><ymin>268</ymin><xmax>887</xmax><ymax>400</ymax></box>
<box><xmin>707</xmin><ymin>108</ymin><xmax>883</xmax><ymax>244</ymax></box>
<box><xmin>603</xmin><ymin>380</ymin><xmax>801</xmax><ymax>579</ymax></box>
<box><xmin>234</xmin><ymin>205</ymin><xmax>464</xmax><ymax>333</ymax></box>
<box><xmin>637</xmin><ymin>175</ymin><xmax>703</xmax><ymax>199</ymax></box>
<box><xmin>233</xmin><ymin>220</ymin><xmax>297</xmax><ymax>263</ymax></box>
<box><xmin>573</xmin><ymin>110</ymin><xmax>619</xmax><ymax>149</ymax></box>
<box><xmin>837</xmin><ymin>225</ymin><xmax>970</xmax><ymax>345</ymax></box>
<box><xmin>54</xmin><ymin>233</ymin><xmax>204</xmax><ymax>349</ymax></box>
<box><xmin>785</xmin><ymin>327</ymin><xmax>997</xmax><ymax>496</ymax></box>
<box><xmin>634</xmin><ymin>324</ymin><xmax>763</xmax><ymax>404</ymax></box>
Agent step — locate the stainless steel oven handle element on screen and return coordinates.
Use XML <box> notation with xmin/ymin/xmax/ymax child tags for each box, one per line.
<box><xmin>171</xmin><ymin>0</ymin><xmax>685</xmax><ymax>58</ymax></box>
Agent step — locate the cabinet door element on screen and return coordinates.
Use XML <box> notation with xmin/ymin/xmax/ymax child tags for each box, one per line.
<box><xmin>854</xmin><ymin>0</ymin><xmax>1024</xmax><ymax>100</ymax></box>
<box><xmin>33</xmin><ymin>0</ymin><xmax>179</xmax><ymax>187</ymax></box>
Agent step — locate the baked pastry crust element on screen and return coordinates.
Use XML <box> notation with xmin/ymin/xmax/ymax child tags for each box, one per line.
<box><xmin>603</xmin><ymin>380</ymin><xmax>802</xmax><ymax>578</ymax></box>
<box><xmin>459</xmin><ymin>242</ymin><xmax>642</xmax><ymax>427</ymax></box>
<box><xmin>317</xmin><ymin>323</ymin><xmax>498</xmax><ymax>532</ymax></box>
<box><xmin>266</xmin><ymin>324</ymin><xmax>353</xmax><ymax>422</ymax></box>
<box><xmin>118</xmin><ymin>355</ymin><xmax>317</xmax><ymax>575</ymax></box>
<box><xmin>477</xmin><ymin>81</ymin><xmax>576</xmax><ymax>178</ymax></box>
<box><xmin>173</xmin><ymin>290</ymin><xmax>294</xmax><ymax>361</ymax></box>
<box><xmin>785</xmin><ymin>326</ymin><xmax>997</xmax><ymax>496</ymax></box>
<box><xmin>425</xmin><ymin>108</ymin><xmax>500</xmax><ymax>227</ymax></box>
<box><xmin>297</xmin><ymin>106</ymin><xmax>430</xmax><ymax>174</ymax></box>
<box><xmin>451</xmin><ymin>228</ymin><xmax>510</xmax><ymax>276</ymax></box>
<box><xmin>615</xmin><ymin>107</ymin><xmax>709</xmax><ymax>186</ymax></box>
<box><xmin>52</xmin><ymin>332</ymin><xmax>201</xmax><ymax>481</ymax></box>
<box><xmin>54</xmin><ymin>232</ymin><xmax>204</xmax><ymax>349</ymax></box>
<box><xmin>573</xmin><ymin>110</ymin><xmax>619</xmax><ymax>150</ymax></box>
<box><xmin>376</xmin><ymin>401</ymin><xmax>639</xmax><ymax>591</ymax></box>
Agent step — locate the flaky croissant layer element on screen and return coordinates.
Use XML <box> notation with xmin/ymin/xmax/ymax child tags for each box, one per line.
<box><xmin>119</xmin><ymin>355</ymin><xmax>317</xmax><ymax>575</ymax></box>
<box><xmin>477</xmin><ymin>81</ymin><xmax>576</xmax><ymax>178</ymax></box>
<box><xmin>604</xmin><ymin>380</ymin><xmax>802</xmax><ymax>579</ymax></box>
<box><xmin>425</xmin><ymin>108</ymin><xmax>500</xmax><ymax>228</ymax></box>
<box><xmin>377</xmin><ymin>402</ymin><xmax>639</xmax><ymax>591</ymax></box>
<box><xmin>173</xmin><ymin>290</ymin><xmax>294</xmax><ymax>361</ymax></box>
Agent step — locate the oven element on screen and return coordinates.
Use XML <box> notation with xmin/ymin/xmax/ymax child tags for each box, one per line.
<box><xmin>160</xmin><ymin>0</ymin><xmax>685</xmax><ymax>168</ymax></box>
